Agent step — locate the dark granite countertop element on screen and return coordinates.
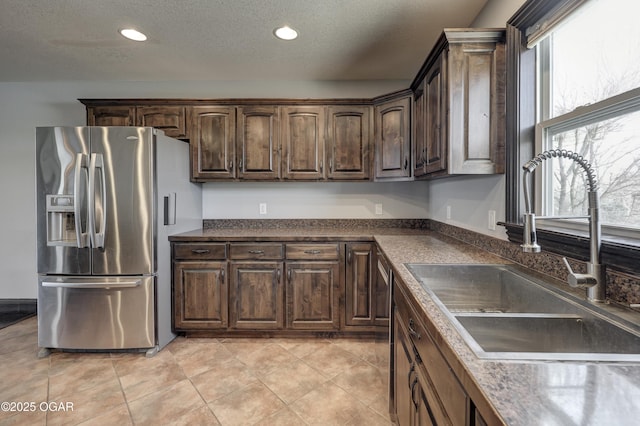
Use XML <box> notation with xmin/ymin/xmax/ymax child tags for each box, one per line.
<box><xmin>169</xmin><ymin>224</ymin><xmax>640</xmax><ymax>425</ymax></box>
<box><xmin>169</xmin><ymin>226</ymin><xmax>428</xmax><ymax>242</ymax></box>
<box><xmin>375</xmin><ymin>234</ymin><xmax>640</xmax><ymax>426</ymax></box>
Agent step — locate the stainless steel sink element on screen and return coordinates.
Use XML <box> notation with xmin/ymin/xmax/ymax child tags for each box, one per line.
<box><xmin>406</xmin><ymin>263</ymin><xmax>568</xmax><ymax>313</ymax></box>
<box><xmin>405</xmin><ymin>264</ymin><xmax>640</xmax><ymax>361</ymax></box>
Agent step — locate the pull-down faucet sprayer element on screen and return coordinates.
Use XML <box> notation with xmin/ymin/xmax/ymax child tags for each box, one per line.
<box><xmin>521</xmin><ymin>149</ymin><xmax>606</xmax><ymax>302</ymax></box>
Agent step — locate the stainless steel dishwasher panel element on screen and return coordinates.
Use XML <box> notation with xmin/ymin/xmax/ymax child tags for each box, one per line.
<box><xmin>37</xmin><ymin>275</ymin><xmax>155</xmax><ymax>350</ymax></box>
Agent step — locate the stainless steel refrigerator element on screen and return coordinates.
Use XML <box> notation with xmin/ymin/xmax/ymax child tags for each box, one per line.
<box><xmin>35</xmin><ymin>126</ymin><xmax>201</xmax><ymax>356</ymax></box>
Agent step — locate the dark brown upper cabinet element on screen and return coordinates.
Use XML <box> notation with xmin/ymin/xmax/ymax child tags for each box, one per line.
<box><xmin>86</xmin><ymin>105</ymin><xmax>136</xmax><ymax>127</ymax></box>
<box><xmin>424</xmin><ymin>52</ymin><xmax>447</xmax><ymax>175</ymax></box>
<box><xmin>136</xmin><ymin>105</ymin><xmax>188</xmax><ymax>139</ymax></box>
<box><xmin>281</xmin><ymin>106</ymin><xmax>326</xmax><ymax>180</ymax></box>
<box><xmin>411</xmin><ymin>29</ymin><xmax>506</xmax><ymax>177</ymax></box>
<box><xmin>374</xmin><ymin>92</ymin><xmax>412</xmax><ymax>180</ymax></box>
<box><xmin>188</xmin><ymin>106</ymin><xmax>236</xmax><ymax>181</ymax></box>
<box><xmin>236</xmin><ymin>106</ymin><xmax>280</xmax><ymax>180</ymax></box>
<box><xmin>326</xmin><ymin>106</ymin><xmax>372</xmax><ymax>180</ymax></box>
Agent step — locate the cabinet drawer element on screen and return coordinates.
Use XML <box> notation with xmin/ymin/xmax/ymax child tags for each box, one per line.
<box><xmin>286</xmin><ymin>243</ymin><xmax>340</xmax><ymax>260</ymax></box>
<box><xmin>395</xmin><ymin>283</ymin><xmax>467</xmax><ymax>426</ymax></box>
<box><xmin>173</xmin><ymin>243</ymin><xmax>227</xmax><ymax>260</ymax></box>
<box><xmin>229</xmin><ymin>243</ymin><xmax>284</xmax><ymax>260</ymax></box>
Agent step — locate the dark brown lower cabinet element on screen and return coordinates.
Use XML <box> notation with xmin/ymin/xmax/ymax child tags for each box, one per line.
<box><xmin>286</xmin><ymin>261</ymin><xmax>340</xmax><ymax>330</ymax></box>
<box><xmin>392</xmin><ymin>279</ymin><xmax>492</xmax><ymax>426</ymax></box>
<box><xmin>229</xmin><ymin>261</ymin><xmax>284</xmax><ymax>329</ymax></box>
<box><xmin>172</xmin><ymin>240</ymin><xmax>389</xmax><ymax>335</ymax></box>
<box><xmin>173</xmin><ymin>261</ymin><xmax>227</xmax><ymax>330</ymax></box>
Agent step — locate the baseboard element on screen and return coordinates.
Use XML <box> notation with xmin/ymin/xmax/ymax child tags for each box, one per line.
<box><xmin>0</xmin><ymin>299</ymin><xmax>37</xmax><ymax>315</ymax></box>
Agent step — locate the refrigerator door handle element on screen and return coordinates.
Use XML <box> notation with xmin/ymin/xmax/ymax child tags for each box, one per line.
<box><xmin>88</xmin><ymin>153</ymin><xmax>107</xmax><ymax>248</ymax></box>
<box><xmin>73</xmin><ymin>153</ymin><xmax>90</xmax><ymax>248</ymax></box>
<box><xmin>42</xmin><ymin>280</ymin><xmax>142</xmax><ymax>289</ymax></box>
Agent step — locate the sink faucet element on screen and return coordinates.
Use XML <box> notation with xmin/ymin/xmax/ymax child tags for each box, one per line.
<box><xmin>521</xmin><ymin>149</ymin><xmax>606</xmax><ymax>303</ymax></box>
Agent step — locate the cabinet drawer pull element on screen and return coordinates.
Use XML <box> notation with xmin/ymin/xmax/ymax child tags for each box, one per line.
<box><xmin>407</xmin><ymin>362</ymin><xmax>415</xmax><ymax>385</ymax></box>
<box><xmin>304</xmin><ymin>249</ymin><xmax>321</xmax><ymax>255</ymax></box>
<box><xmin>191</xmin><ymin>249</ymin><xmax>210</xmax><ymax>254</ymax></box>
<box><xmin>408</xmin><ymin>318</ymin><xmax>421</xmax><ymax>340</ymax></box>
<box><xmin>248</xmin><ymin>250</ymin><xmax>265</xmax><ymax>255</ymax></box>
<box><xmin>410</xmin><ymin>376</ymin><xmax>419</xmax><ymax>408</ymax></box>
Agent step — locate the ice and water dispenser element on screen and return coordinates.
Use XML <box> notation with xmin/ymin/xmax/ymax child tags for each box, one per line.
<box><xmin>46</xmin><ymin>194</ymin><xmax>77</xmax><ymax>246</ymax></box>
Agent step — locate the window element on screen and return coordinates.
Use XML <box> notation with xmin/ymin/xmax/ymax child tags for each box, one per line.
<box><xmin>534</xmin><ymin>0</ymin><xmax>640</xmax><ymax>235</ymax></box>
<box><xmin>505</xmin><ymin>0</ymin><xmax>640</xmax><ymax>274</ymax></box>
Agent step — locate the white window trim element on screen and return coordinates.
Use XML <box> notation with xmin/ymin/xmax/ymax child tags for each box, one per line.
<box><xmin>534</xmin><ymin>86</ymin><xmax>640</xmax><ymax>241</ymax></box>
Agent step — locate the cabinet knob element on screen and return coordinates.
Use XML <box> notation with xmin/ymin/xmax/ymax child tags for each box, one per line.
<box><xmin>229</xmin><ymin>160</ymin><xmax>234</xmax><ymax>171</ymax></box>
<box><xmin>304</xmin><ymin>249</ymin><xmax>321</xmax><ymax>255</ymax></box>
<box><xmin>239</xmin><ymin>159</ymin><xmax>243</xmax><ymax>171</ymax></box>
<box><xmin>248</xmin><ymin>250</ymin><xmax>265</xmax><ymax>255</ymax></box>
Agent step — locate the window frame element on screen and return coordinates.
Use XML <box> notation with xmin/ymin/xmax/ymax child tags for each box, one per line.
<box><xmin>503</xmin><ymin>0</ymin><xmax>640</xmax><ymax>276</ymax></box>
<box><xmin>535</xmin><ymin>87</ymin><xmax>640</xmax><ymax>239</ymax></box>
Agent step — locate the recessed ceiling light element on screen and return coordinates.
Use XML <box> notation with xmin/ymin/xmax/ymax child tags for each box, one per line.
<box><xmin>273</xmin><ymin>26</ymin><xmax>298</xmax><ymax>41</ymax></box>
<box><xmin>119</xmin><ymin>28</ymin><xmax>147</xmax><ymax>42</ymax></box>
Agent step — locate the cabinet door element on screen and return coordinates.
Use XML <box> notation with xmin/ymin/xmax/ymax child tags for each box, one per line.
<box><xmin>188</xmin><ymin>106</ymin><xmax>236</xmax><ymax>180</ymax></box>
<box><xmin>87</xmin><ymin>106</ymin><xmax>135</xmax><ymax>127</ymax></box>
<box><xmin>237</xmin><ymin>106</ymin><xmax>280</xmax><ymax>180</ymax></box>
<box><xmin>326</xmin><ymin>106</ymin><xmax>371</xmax><ymax>180</ymax></box>
<box><xmin>394</xmin><ymin>307</ymin><xmax>416</xmax><ymax>426</ymax></box>
<box><xmin>286</xmin><ymin>261</ymin><xmax>340</xmax><ymax>330</ymax></box>
<box><xmin>229</xmin><ymin>261</ymin><xmax>284</xmax><ymax>329</ymax></box>
<box><xmin>281</xmin><ymin>106</ymin><xmax>325</xmax><ymax>180</ymax></box>
<box><xmin>174</xmin><ymin>261</ymin><xmax>227</xmax><ymax>330</ymax></box>
<box><xmin>345</xmin><ymin>243</ymin><xmax>374</xmax><ymax>326</ymax></box>
<box><xmin>136</xmin><ymin>106</ymin><xmax>187</xmax><ymax>139</ymax></box>
<box><xmin>375</xmin><ymin>96</ymin><xmax>411</xmax><ymax>179</ymax></box>
<box><xmin>413</xmin><ymin>85</ymin><xmax>427</xmax><ymax>178</ymax></box>
<box><xmin>374</xmin><ymin>250</ymin><xmax>391</xmax><ymax>326</ymax></box>
<box><xmin>448</xmin><ymin>38</ymin><xmax>505</xmax><ymax>174</ymax></box>
<box><xmin>425</xmin><ymin>53</ymin><xmax>447</xmax><ymax>175</ymax></box>
<box><xmin>415</xmin><ymin>374</ymin><xmax>437</xmax><ymax>426</ymax></box>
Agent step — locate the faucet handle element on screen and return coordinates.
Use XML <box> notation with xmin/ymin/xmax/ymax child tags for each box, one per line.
<box><xmin>562</xmin><ymin>257</ymin><xmax>597</xmax><ymax>289</ymax></box>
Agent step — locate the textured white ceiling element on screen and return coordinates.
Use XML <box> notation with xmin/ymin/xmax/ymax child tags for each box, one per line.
<box><xmin>0</xmin><ymin>0</ymin><xmax>488</xmax><ymax>82</ymax></box>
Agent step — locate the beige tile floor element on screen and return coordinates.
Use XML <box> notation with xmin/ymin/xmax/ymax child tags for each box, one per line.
<box><xmin>0</xmin><ymin>317</ymin><xmax>393</xmax><ymax>425</ymax></box>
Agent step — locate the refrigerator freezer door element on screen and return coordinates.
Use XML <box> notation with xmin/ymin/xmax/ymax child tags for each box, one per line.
<box><xmin>36</xmin><ymin>127</ymin><xmax>91</xmax><ymax>275</ymax></box>
<box><xmin>37</xmin><ymin>275</ymin><xmax>155</xmax><ymax>350</ymax></box>
<box><xmin>89</xmin><ymin>127</ymin><xmax>155</xmax><ymax>275</ymax></box>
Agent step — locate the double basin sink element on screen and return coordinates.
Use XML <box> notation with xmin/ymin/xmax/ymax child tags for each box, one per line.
<box><xmin>406</xmin><ymin>263</ymin><xmax>640</xmax><ymax>361</ymax></box>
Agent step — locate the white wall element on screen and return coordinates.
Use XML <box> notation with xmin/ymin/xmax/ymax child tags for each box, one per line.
<box><xmin>0</xmin><ymin>80</ymin><xmax>407</xmax><ymax>299</ymax></box>
<box><xmin>203</xmin><ymin>181</ymin><xmax>428</xmax><ymax>219</ymax></box>
<box><xmin>472</xmin><ymin>0</ymin><xmax>525</xmax><ymax>27</ymax></box>
<box><xmin>428</xmin><ymin>175</ymin><xmax>506</xmax><ymax>237</ymax></box>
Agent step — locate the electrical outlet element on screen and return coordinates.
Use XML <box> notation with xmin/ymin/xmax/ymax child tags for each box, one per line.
<box><xmin>375</xmin><ymin>203</ymin><xmax>383</xmax><ymax>215</ymax></box>
<box><xmin>259</xmin><ymin>203</ymin><xmax>267</xmax><ymax>215</ymax></box>
<box><xmin>488</xmin><ymin>210</ymin><xmax>496</xmax><ymax>230</ymax></box>
<box><xmin>446</xmin><ymin>205</ymin><xmax>451</xmax><ymax>220</ymax></box>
